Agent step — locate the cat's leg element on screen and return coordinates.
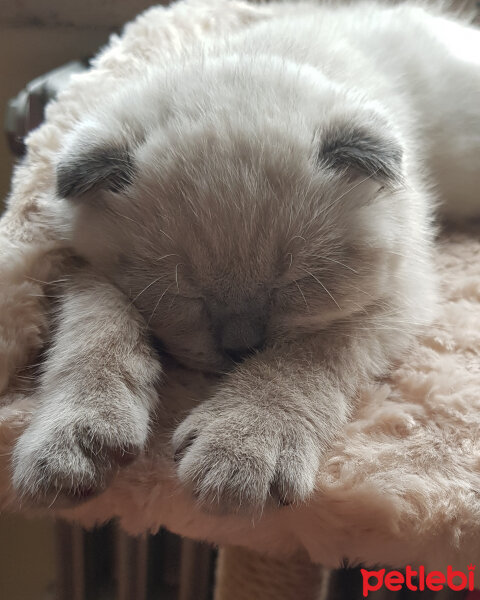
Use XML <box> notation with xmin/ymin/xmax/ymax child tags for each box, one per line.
<box><xmin>173</xmin><ymin>312</ymin><xmax>409</xmax><ymax>515</ymax></box>
<box><xmin>12</xmin><ymin>266</ymin><xmax>162</xmax><ymax>506</ymax></box>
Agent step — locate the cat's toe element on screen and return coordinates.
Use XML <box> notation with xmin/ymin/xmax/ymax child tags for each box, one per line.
<box><xmin>172</xmin><ymin>410</ymin><xmax>273</xmax><ymax>513</ymax></box>
<box><xmin>172</xmin><ymin>423</ymin><xmax>200</xmax><ymax>464</ymax></box>
<box><xmin>269</xmin><ymin>440</ymin><xmax>319</xmax><ymax>506</ymax></box>
<box><xmin>172</xmin><ymin>407</ymin><xmax>319</xmax><ymax>515</ymax></box>
<box><xmin>13</xmin><ymin>437</ymin><xmax>103</xmax><ymax>508</ymax></box>
<box><xmin>176</xmin><ymin>436</ymin><xmax>275</xmax><ymax>514</ymax></box>
<box><xmin>12</xmin><ymin>416</ymin><xmax>144</xmax><ymax>507</ymax></box>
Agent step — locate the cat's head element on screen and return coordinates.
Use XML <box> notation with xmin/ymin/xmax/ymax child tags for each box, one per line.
<box><xmin>55</xmin><ymin>56</ymin><xmax>409</xmax><ymax>373</ymax></box>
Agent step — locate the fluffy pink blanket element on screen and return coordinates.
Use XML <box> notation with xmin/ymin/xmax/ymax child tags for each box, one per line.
<box><xmin>0</xmin><ymin>0</ymin><xmax>478</xmax><ymax>570</ymax></box>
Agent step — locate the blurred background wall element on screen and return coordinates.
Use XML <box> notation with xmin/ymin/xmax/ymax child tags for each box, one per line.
<box><xmin>0</xmin><ymin>1</ymin><xmax>165</xmax><ymax>206</ymax></box>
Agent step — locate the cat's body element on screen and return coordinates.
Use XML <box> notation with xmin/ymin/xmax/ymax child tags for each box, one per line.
<box><xmin>12</xmin><ymin>1</ymin><xmax>480</xmax><ymax>512</ymax></box>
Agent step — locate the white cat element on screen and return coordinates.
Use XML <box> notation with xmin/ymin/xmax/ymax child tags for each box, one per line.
<box><xmin>12</xmin><ymin>1</ymin><xmax>480</xmax><ymax>513</ymax></box>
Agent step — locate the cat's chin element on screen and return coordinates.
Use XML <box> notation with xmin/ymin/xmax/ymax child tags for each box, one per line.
<box><xmin>149</xmin><ymin>335</ymin><xmax>233</xmax><ymax>375</ymax></box>
<box><xmin>169</xmin><ymin>353</ymin><xmax>234</xmax><ymax>376</ymax></box>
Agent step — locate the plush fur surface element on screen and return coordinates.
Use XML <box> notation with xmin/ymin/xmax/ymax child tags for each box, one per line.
<box><xmin>0</xmin><ymin>0</ymin><xmax>479</xmax><ymax>569</ymax></box>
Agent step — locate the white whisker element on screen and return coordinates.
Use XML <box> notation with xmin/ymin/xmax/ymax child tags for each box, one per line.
<box><xmin>154</xmin><ymin>253</ymin><xmax>178</xmax><ymax>263</ymax></box>
<box><xmin>128</xmin><ymin>275</ymin><xmax>165</xmax><ymax>307</ymax></box>
<box><xmin>294</xmin><ymin>280</ymin><xmax>309</xmax><ymax>311</ymax></box>
<box><xmin>322</xmin><ymin>170</ymin><xmax>378</xmax><ymax>213</ymax></box>
<box><xmin>314</xmin><ymin>255</ymin><xmax>358</xmax><ymax>274</ymax></box>
<box><xmin>147</xmin><ymin>284</ymin><xmax>173</xmax><ymax>325</ymax></box>
<box><xmin>174</xmin><ymin>263</ymin><xmax>183</xmax><ymax>294</ymax></box>
<box><xmin>300</xmin><ymin>268</ymin><xmax>341</xmax><ymax>310</ymax></box>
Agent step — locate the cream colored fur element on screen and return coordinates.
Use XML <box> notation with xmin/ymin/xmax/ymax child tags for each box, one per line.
<box><xmin>0</xmin><ymin>0</ymin><xmax>479</xmax><ymax>569</ymax></box>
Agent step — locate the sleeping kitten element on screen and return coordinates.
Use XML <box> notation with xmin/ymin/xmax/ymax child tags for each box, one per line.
<box><xmin>12</xmin><ymin>1</ymin><xmax>480</xmax><ymax>512</ymax></box>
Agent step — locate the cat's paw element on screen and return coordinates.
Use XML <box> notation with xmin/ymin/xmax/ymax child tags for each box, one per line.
<box><xmin>12</xmin><ymin>403</ymin><xmax>149</xmax><ymax>507</ymax></box>
<box><xmin>172</xmin><ymin>400</ymin><xmax>320</xmax><ymax>515</ymax></box>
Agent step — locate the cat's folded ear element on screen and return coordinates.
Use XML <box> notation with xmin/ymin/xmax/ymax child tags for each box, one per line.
<box><xmin>317</xmin><ymin>118</ymin><xmax>404</xmax><ymax>189</ymax></box>
<box><xmin>56</xmin><ymin>143</ymin><xmax>136</xmax><ymax>199</ymax></box>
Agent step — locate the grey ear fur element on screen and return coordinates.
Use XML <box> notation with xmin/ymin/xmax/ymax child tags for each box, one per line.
<box><xmin>56</xmin><ymin>145</ymin><xmax>136</xmax><ymax>198</ymax></box>
<box><xmin>318</xmin><ymin>123</ymin><xmax>404</xmax><ymax>186</ymax></box>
